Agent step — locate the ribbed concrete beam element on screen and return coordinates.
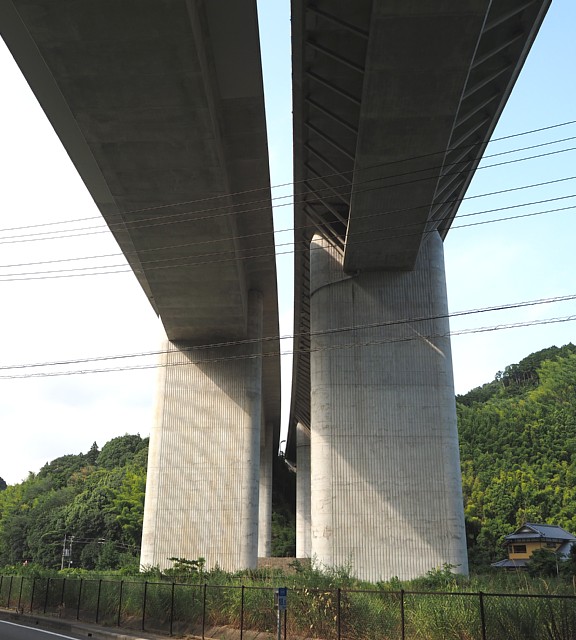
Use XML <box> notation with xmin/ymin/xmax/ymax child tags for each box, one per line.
<box><xmin>309</xmin><ymin>233</ymin><xmax>467</xmax><ymax>581</ymax></box>
<box><xmin>141</xmin><ymin>291</ymin><xmax>264</xmax><ymax>571</ymax></box>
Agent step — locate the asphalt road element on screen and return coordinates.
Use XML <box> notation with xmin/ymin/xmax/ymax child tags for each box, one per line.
<box><xmin>0</xmin><ymin>620</ymin><xmax>84</xmax><ymax>639</ymax></box>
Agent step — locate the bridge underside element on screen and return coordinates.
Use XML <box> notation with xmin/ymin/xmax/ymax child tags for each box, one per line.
<box><xmin>290</xmin><ymin>0</ymin><xmax>551</xmax><ymax>580</ymax></box>
<box><xmin>1</xmin><ymin>0</ymin><xmax>280</xmax><ymax>571</ymax></box>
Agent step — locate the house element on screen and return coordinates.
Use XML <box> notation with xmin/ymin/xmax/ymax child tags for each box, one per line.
<box><xmin>491</xmin><ymin>523</ymin><xmax>576</xmax><ymax>569</ymax></box>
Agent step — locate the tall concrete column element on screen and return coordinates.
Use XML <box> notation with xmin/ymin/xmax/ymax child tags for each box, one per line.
<box><xmin>309</xmin><ymin>233</ymin><xmax>467</xmax><ymax>582</ymax></box>
<box><xmin>258</xmin><ymin>421</ymin><xmax>273</xmax><ymax>558</ymax></box>
<box><xmin>141</xmin><ymin>291</ymin><xmax>263</xmax><ymax>572</ymax></box>
<box><xmin>296</xmin><ymin>422</ymin><xmax>311</xmax><ymax>558</ymax></box>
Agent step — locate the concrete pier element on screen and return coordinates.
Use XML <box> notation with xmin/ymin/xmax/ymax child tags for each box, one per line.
<box><xmin>258</xmin><ymin>421</ymin><xmax>273</xmax><ymax>558</ymax></box>
<box><xmin>308</xmin><ymin>233</ymin><xmax>468</xmax><ymax>581</ymax></box>
<box><xmin>141</xmin><ymin>292</ymin><xmax>264</xmax><ymax>572</ymax></box>
<box><xmin>296</xmin><ymin>422</ymin><xmax>311</xmax><ymax>558</ymax></box>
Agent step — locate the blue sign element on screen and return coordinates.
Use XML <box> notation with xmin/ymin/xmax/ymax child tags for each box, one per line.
<box><xmin>276</xmin><ymin>587</ymin><xmax>288</xmax><ymax>610</ymax></box>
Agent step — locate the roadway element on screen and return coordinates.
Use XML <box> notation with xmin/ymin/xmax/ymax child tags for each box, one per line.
<box><xmin>0</xmin><ymin>620</ymin><xmax>83</xmax><ymax>640</ymax></box>
<box><xmin>0</xmin><ymin>617</ymin><xmax>161</xmax><ymax>639</ymax></box>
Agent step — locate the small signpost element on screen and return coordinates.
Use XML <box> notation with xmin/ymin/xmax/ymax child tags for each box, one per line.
<box><xmin>275</xmin><ymin>587</ymin><xmax>287</xmax><ymax>640</ymax></box>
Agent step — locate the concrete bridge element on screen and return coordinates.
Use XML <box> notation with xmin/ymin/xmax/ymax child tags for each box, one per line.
<box><xmin>287</xmin><ymin>0</ymin><xmax>551</xmax><ymax>581</ymax></box>
<box><xmin>0</xmin><ymin>0</ymin><xmax>281</xmax><ymax>572</ymax></box>
<box><xmin>1</xmin><ymin>0</ymin><xmax>550</xmax><ymax>580</ymax></box>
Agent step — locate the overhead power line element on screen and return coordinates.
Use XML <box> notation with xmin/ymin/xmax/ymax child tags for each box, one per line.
<box><xmin>0</xmin><ymin>194</ymin><xmax>574</xmax><ymax>281</ymax></box>
<box><xmin>0</xmin><ymin>314</ymin><xmax>574</xmax><ymax>380</ymax></box>
<box><xmin>1</xmin><ymin>128</ymin><xmax>575</xmax><ymax>242</ymax></box>
<box><xmin>1</xmin><ymin>188</ymin><xmax>575</xmax><ymax>271</ymax></box>
<box><xmin>2</xmin><ymin>117</ymin><xmax>575</xmax><ymax>235</ymax></box>
<box><xmin>1</xmin><ymin>293</ymin><xmax>574</xmax><ymax>373</ymax></box>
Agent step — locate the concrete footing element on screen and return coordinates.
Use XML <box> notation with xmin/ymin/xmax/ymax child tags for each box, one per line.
<box><xmin>308</xmin><ymin>233</ymin><xmax>468</xmax><ymax>581</ymax></box>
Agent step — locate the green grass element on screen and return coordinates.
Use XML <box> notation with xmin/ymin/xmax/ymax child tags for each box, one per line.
<box><xmin>2</xmin><ymin>563</ymin><xmax>576</xmax><ymax>639</ymax></box>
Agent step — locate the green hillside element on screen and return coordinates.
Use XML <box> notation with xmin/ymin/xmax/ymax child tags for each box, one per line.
<box><xmin>457</xmin><ymin>343</ymin><xmax>576</xmax><ymax>568</ymax></box>
<box><xmin>0</xmin><ymin>434</ymin><xmax>148</xmax><ymax>571</ymax></box>
<box><xmin>0</xmin><ymin>432</ymin><xmax>295</xmax><ymax>571</ymax></box>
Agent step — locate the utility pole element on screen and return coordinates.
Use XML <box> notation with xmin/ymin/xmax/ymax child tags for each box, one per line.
<box><xmin>61</xmin><ymin>534</ymin><xmax>74</xmax><ymax>569</ymax></box>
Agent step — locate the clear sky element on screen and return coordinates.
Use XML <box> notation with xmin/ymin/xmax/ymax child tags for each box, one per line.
<box><xmin>1</xmin><ymin>1</ymin><xmax>575</xmax><ymax>485</ymax></box>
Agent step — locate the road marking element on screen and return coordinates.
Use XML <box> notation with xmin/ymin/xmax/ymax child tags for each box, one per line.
<box><xmin>0</xmin><ymin>619</ymin><xmax>81</xmax><ymax>639</ymax></box>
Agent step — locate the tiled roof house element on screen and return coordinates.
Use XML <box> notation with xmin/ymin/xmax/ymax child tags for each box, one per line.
<box><xmin>492</xmin><ymin>523</ymin><xmax>576</xmax><ymax>569</ymax></box>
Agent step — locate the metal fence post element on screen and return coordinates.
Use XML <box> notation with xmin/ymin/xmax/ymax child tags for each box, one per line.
<box><xmin>117</xmin><ymin>580</ymin><xmax>124</xmax><ymax>627</ymax></box>
<box><xmin>17</xmin><ymin>576</ymin><xmax>24</xmax><ymax>612</ymax></box>
<box><xmin>400</xmin><ymin>589</ymin><xmax>405</xmax><ymax>640</ymax></box>
<box><xmin>43</xmin><ymin>577</ymin><xmax>50</xmax><ymax>613</ymax></box>
<box><xmin>169</xmin><ymin>581</ymin><xmax>175</xmax><ymax>637</ymax></box>
<box><xmin>479</xmin><ymin>591</ymin><xmax>487</xmax><ymax>640</ymax></box>
<box><xmin>30</xmin><ymin>577</ymin><xmax>36</xmax><ymax>613</ymax></box>
<box><xmin>95</xmin><ymin>579</ymin><xmax>102</xmax><ymax>624</ymax></box>
<box><xmin>142</xmin><ymin>581</ymin><xmax>148</xmax><ymax>631</ymax></box>
<box><xmin>76</xmin><ymin>578</ymin><xmax>83</xmax><ymax>620</ymax></box>
<box><xmin>337</xmin><ymin>588</ymin><xmax>341</xmax><ymax>640</ymax></box>
<box><xmin>60</xmin><ymin>578</ymin><xmax>66</xmax><ymax>610</ymax></box>
<box><xmin>240</xmin><ymin>585</ymin><xmax>245</xmax><ymax>640</ymax></box>
<box><xmin>7</xmin><ymin>576</ymin><xmax>13</xmax><ymax>608</ymax></box>
<box><xmin>202</xmin><ymin>583</ymin><xmax>207</xmax><ymax>640</ymax></box>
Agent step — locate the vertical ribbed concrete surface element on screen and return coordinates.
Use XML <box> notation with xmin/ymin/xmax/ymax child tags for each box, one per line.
<box><xmin>258</xmin><ymin>421</ymin><xmax>273</xmax><ymax>557</ymax></box>
<box><xmin>141</xmin><ymin>292</ymin><xmax>263</xmax><ymax>572</ymax></box>
<box><xmin>296</xmin><ymin>422</ymin><xmax>311</xmax><ymax>558</ymax></box>
<box><xmin>309</xmin><ymin>233</ymin><xmax>467</xmax><ymax>581</ymax></box>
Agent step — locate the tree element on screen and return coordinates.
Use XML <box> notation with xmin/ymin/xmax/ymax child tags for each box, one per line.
<box><xmin>526</xmin><ymin>548</ymin><xmax>559</xmax><ymax>577</ymax></box>
<box><xmin>85</xmin><ymin>442</ymin><xmax>99</xmax><ymax>466</ymax></box>
<box><xmin>97</xmin><ymin>434</ymin><xmax>147</xmax><ymax>470</ymax></box>
<box><xmin>0</xmin><ymin>435</ymin><xmax>148</xmax><ymax>570</ymax></box>
<box><xmin>36</xmin><ymin>454</ymin><xmax>87</xmax><ymax>489</ymax></box>
<box><xmin>457</xmin><ymin>346</ymin><xmax>576</xmax><ymax>567</ymax></box>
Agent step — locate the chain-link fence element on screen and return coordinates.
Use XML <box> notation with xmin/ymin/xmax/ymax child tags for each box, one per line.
<box><xmin>1</xmin><ymin>575</ymin><xmax>575</xmax><ymax>639</ymax></box>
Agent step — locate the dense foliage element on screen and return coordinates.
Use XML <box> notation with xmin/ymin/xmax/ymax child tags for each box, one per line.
<box><xmin>457</xmin><ymin>343</ymin><xmax>576</xmax><ymax>568</ymax></box>
<box><xmin>0</xmin><ymin>434</ymin><xmax>148</xmax><ymax>571</ymax></box>
<box><xmin>271</xmin><ymin>454</ymin><xmax>296</xmax><ymax>557</ymax></box>
<box><xmin>0</xmin><ymin>432</ymin><xmax>296</xmax><ymax>570</ymax></box>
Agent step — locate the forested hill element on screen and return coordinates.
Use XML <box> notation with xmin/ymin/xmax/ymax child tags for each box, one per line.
<box><xmin>457</xmin><ymin>343</ymin><xmax>576</xmax><ymax>568</ymax></box>
<box><xmin>0</xmin><ymin>434</ymin><xmax>148</xmax><ymax>571</ymax></box>
<box><xmin>0</xmin><ymin>433</ymin><xmax>296</xmax><ymax>572</ymax></box>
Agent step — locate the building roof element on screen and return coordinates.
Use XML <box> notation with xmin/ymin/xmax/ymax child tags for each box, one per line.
<box><xmin>505</xmin><ymin>523</ymin><xmax>576</xmax><ymax>543</ymax></box>
<box><xmin>491</xmin><ymin>558</ymin><xmax>528</xmax><ymax>569</ymax></box>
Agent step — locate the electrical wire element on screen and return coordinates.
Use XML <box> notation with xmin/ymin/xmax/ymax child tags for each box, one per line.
<box><xmin>1</xmin><ymin>133</ymin><xmax>575</xmax><ymax>243</ymax></box>
<box><xmin>0</xmin><ymin>314</ymin><xmax>574</xmax><ymax>380</ymax></box>
<box><xmin>2</xmin><ymin>117</ymin><xmax>575</xmax><ymax>235</ymax></box>
<box><xmin>1</xmin><ymin>195</ymin><xmax>574</xmax><ymax>281</ymax></box>
<box><xmin>1</xmin><ymin>190</ymin><xmax>575</xmax><ymax>271</ymax></box>
<box><xmin>0</xmin><ymin>121</ymin><xmax>573</xmax><ymax>379</ymax></box>
<box><xmin>1</xmin><ymin>293</ymin><xmax>574</xmax><ymax>372</ymax></box>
